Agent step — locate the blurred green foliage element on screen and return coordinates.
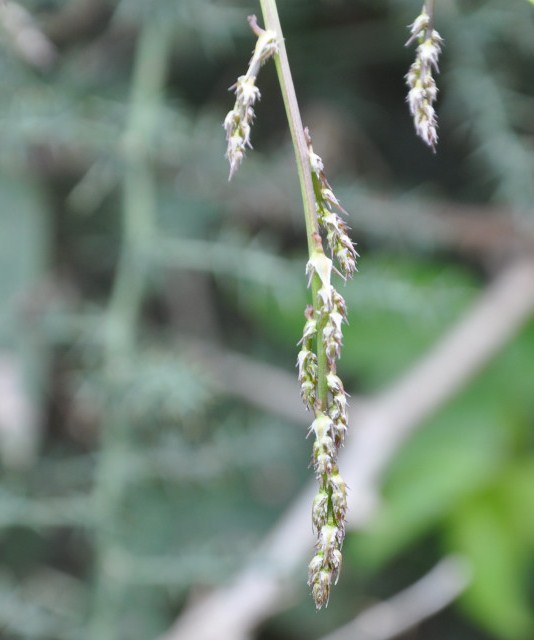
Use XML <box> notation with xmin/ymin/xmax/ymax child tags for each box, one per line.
<box><xmin>0</xmin><ymin>0</ymin><xmax>533</xmax><ymax>639</ymax></box>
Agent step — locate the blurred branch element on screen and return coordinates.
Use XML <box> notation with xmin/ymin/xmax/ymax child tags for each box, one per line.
<box><xmin>90</xmin><ymin>18</ymin><xmax>172</xmax><ymax>639</ymax></box>
<box><xmin>0</xmin><ymin>1</ymin><xmax>57</xmax><ymax>69</ymax></box>
<box><xmin>154</xmin><ymin>237</ymin><xmax>301</xmax><ymax>289</ymax></box>
<box><xmin>342</xmin><ymin>191</ymin><xmax>534</xmax><ymax>259</ymax></box>
<box><xmin>160</xmin><ymin>257</ymin><xmax>534</xmax><ymax>640</ymax></box>
<box><xmin>18</xmin><ymin>103</ymin><xmax>534</xmax><ymax>263</ymax></box>
<box><xmin>228</xmin><ymin>176</ymin><xmax>534</xmax><ymax>258</ymax></box>
<box><xmin>43</xmin><ymin>0</ymin><xmax>115</xmax><ymax>47</ymax></box>
<box><xmin>320</xmin><ymin>555</ymin><xmax>471</xmax><ymax>640</ymax></box>
<box><xmin>0</xmin><ymin>567</ymin><xmax>85</xmax><ymax>640</ymax></box>
<box><xmin>444</xmin><ymin>1</ymin><xmax>534</xmax><ymax>211</ymax></box>
<box><xmin>185</xmin><ymin>340</ymin><xmax>309</xmax><ymax>426</ymax></box>
<box><xmin>0</xmin><ymin>353</ymin><xmax>37</xmax><ymax>469</ymax></box>
<box><xmin>23</xmin><ymin>135</ymin><xmax>534</xmax><ymax>263</ymax></box>
<box><xmin>105</xmin><ymin>549</ymin><xmax>236</xmax><ymax>588</ymax></box>
<box><xmin>0</xmin><ymin>494</ymin><xmax>93</xmax><ymax>529</ymax></box>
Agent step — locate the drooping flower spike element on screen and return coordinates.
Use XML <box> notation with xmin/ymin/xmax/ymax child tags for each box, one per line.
<box><xmin>405</xmin><ymin>3</ymin><xmax>444</xmax><ymax>151</ymax></box>
<box><xmin>223</xmin><ymin>15</ymin><xmax>278</xmax><ymax>179</ymax></box>
<box><xmin>224</xmin><ymin>13</ymin><xmax>358</xmax><ymax>610</ymax></box>
<box><xmin>297</xmin><ymin>130</ymin><xmax>356</xmax><ymax>608</ymax></box>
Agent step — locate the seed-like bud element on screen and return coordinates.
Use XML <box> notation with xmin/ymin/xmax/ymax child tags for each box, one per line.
<box><xmin>328</xmin><ymin>311</ymin><xmax>344</xmax><ymax>335</ymax></box>
<box><xmin>314</xmin><ymin>452</ymin><xmax>333</xmax><ymax>477</ymax></box>
<box><xmin>312</xmin><ymin>491</ymin><xmax>329</xmax><ymax>532</ymax></box>
<box><xmin>234</xmin><ymin>75</ymin><xmax>261</xmax><ymax>107</ymax></box>
<box><xmin>309</xmin><ymin>413</ymin><xmax>333</xmax><ymax>440</ymax></box>
<box><xmin>297</xmin><ymin>348</ymin><xmax>318</xmax><ymax>411</ymax></box>
<box><xmin>254</xmin><ymin>29</ymin><xmax>279</xmax><ymax>65</ymax></box>
<box><xmin>308</xmin><ymin>535</ymin><xmax>343</xmax><ymax>609</ymax></box>
<box><xmin>319</xmin><ymin>524</ymin><xmax>339</xmax><ymax>560</ymax></box>
<box><xmin>311</xmin><ymin>569</ymin><xmax>331</xmax><ymax>609</ymax></box>
<box><xmin>223</xmin><ymin>110</ymin><xmax>239</xmax><ymax>136</ymax></box>
<box><xmin>331</xmin><ymin>415</ymin><xmax>348</xmax><ymax>448</ymax></box>
<box><xmin>297</xmin><ymin>349</ymin><xmax>315</xmax><ymax>379</ymax></box>
<box><xmin>332</xmin><ymin>289</ymin><xmax>347</xmax><ymax>319</ymax></box>
<box><xmin>308</xmin><ymin>553</ymin><xmax>323</xmax><ymax>585</ymax></box>
<box><xmin>329</xmin><ymin>472</ymin><xmax>348</xmax><ymax>505</ymax></box>
<box><xmin>326</xmin><ymin>372</ymin><xmax>344</xmax><ymax>395</ymax></box>
<box><xmin>299</xmin><ymin>309</ymin><xmax>317</xmax><ymax>346</ymax></box>
<box><xmin>309</xmin><ymin>151</ymin><xmax>324</xmax><ymax>176</ymax></box>
<box><xmin>317</xmin><ymin>285</ymin><xmax>333</xmax><ymax>312</ymax></box>
<box><xmin>418</xmin><ymin>33</ymin><xmax>442</xmax><ymax>70</ymax></box>
<box><xmin>321</xmin><ymin>187</ymin><xmax>343</xmax><ymax>211</ymax></box>
<box><xmin>300</xmin><ymin>380</ymin><xmax>316</xmax><ymax>410</ymax></box>
<box><xmin>333</xmin><ymin>390</ymin><xmax>348</xmax><ymax>415</ymax></box>
<box><xmin>313</xmin><ymin>433</ymin><xmax>336</xmax><ymax>460</ymax></box>
<box><xmin>323</xmin><ymin>312</ymin><xmax>344</xmax><ymax>366</ymax></box>
<box><xmin>331</xmin><ymin>482</ymin><xmax>348</xmax><ymax>524</ymax></box>
<box><xmin>406</xmin><ymin>10</ymin><xmax>430</xmax><ymax>45</ymax></box>
<box><xmin>335</xmin><ymin>240</ymin><xmax>358</xmax><ymax>279</ymax></box>
<box><xmin>322</xmin><ymin>211</ymin><xmax>342</xmax><ymax>235</ymax></box>
<box><xmin>331</xmin><ymin>549</ymin><xmax>343</xmax><ymax>584</ymax></box>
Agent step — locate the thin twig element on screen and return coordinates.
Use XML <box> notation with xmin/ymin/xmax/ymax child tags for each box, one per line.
<box><xmin>320</xmin><ymin>555</ymin><xmax>471</xmax><ymax>640</ymax></box>
<box><xmin>0</xmin><ymin>1</ymin><xmax>57</xmax><ymax>69</ymax></box>
<box><xmin>183</xmin><ymin>340</ymin><xmax>309</xmax><ymax>425</ymax></box>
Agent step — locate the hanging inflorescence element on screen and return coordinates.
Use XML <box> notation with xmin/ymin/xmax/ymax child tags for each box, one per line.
<box><xmin>223</xmin><ymin>15</ymin><xmax>358</xmax><ymax>610</ymax></box>
<box><xmin>299</xmin><ymin>130</ymin><xmax>358</xmax><ymax>608</ymax></box>
<box><xmin>405</xmin><ymin>4</ymin><xmax>444</xmax><ymax>151</ymax></box>
<box><xmin>223</xmin><ymin>16</ymin><xmax>278</xmax><ymax>180</ymax></box>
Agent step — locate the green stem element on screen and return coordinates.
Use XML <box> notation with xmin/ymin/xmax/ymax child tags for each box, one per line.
<box><xmin>425</xmin><ymin>0</ymin><xmax>435</xmax><ymax>22</ymax></box>
<box><xmin>258</xmin><ymin>0</ymin><xmax>329</xmax><ymax>410</ymax></box>
<box><xmin>258</xmin><ymin>0</ymin><xmax>319</xmax><ymax>253</ymax></box>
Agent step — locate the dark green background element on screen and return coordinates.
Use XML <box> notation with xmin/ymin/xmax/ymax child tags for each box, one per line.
<box><xmin>1</xmin><ymin>0</ymin><xmax>533</xmax><ymax>638</ymax></box>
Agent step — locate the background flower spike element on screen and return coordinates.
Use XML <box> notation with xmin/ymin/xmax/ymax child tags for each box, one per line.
<box><xmin>405</xmin><ymin>2</ymin><xmax>444</xmax><ymax>151</ymax></box>
<box><xmin>223</xmin><ymin>16</ymin><xmax>278</xmax><ymax>179</ymax></box>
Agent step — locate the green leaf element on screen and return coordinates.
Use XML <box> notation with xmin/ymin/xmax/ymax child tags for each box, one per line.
<box><xmin>497</xmin><ymin>460</ymin><xmax>534</xmax><ymax>548</ymax></box>
<box><xmin>349</xmin><ymin>398</ymin><xmax>507</xmax><ymax>570</ymax></box>
<box><xmin>447</xmin><ymin>498</ymin><xmax>533</xmax><ymax>640</ymax></box>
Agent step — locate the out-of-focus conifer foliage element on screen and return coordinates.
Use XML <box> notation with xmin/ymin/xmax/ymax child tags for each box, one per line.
<box><xmin>0</xmin><ymin>0</ymin><xmax>533</xmax><ymax>638</ymax></box>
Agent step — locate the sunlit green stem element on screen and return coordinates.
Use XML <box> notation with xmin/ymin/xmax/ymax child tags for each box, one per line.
<box><xmin>258</xmin><ymin>0</ymin><xmax>328</xmax><ymax>410</ymax></box>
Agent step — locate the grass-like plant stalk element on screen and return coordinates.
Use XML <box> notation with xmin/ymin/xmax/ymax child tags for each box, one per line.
<box><xmin>224</xmin><ymin>0</ymin><xmax>357</xmax><ymax>608</ymax></box>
